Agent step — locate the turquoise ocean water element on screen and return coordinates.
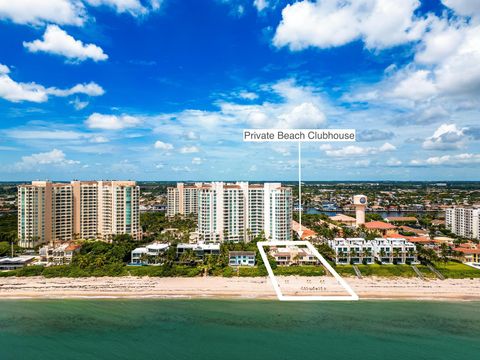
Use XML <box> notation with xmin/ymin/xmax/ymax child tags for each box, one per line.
<box><xmin>0</xmin><ymin>300</ymin><xmax>479</xmax><ymax>359</ymax></box>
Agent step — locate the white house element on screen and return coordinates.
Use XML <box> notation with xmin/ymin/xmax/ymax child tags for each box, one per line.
<box><xmin>130</xmin><ymin>243</ymin><xmax>170</xmax><ymax>265</ymax></box>
<box><xmin>328</xmin><ymin>238</ymin><xmax>374</xmax><ymax>265</ymax></box>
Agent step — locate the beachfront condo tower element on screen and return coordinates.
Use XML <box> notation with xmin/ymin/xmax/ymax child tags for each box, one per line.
<box><xmin>168</xmin><ymin>182</ymin><xmax>292</xmax><ymax>242</ymax></box>
<box><xmin>18</xmin><ymin>180</ymin><xmax>141</xmax><ymax>248</ymax></box>
<box><xmin>446</xmin><ymin>207</ymin><xmax>480</xmax><ymax>240</ymax></box>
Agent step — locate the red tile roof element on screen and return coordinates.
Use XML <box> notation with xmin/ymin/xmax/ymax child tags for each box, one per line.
<box><xmin>364</xmin><ymin>221</ymin><xmax>397</xmax><ymax>230</ymax></box>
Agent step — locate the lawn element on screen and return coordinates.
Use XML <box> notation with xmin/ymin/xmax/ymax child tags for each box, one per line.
<box><xmin>334</xmin><ymin>264</ymin><xmax>418</xmax><ymax>277</ymax></box>
<box><xmin>434</xmin><ymin>261</ymin><xmax>480</xmax><ymax>279</ymax></box>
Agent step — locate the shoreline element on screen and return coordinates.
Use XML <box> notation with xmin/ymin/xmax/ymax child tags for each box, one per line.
<box><xmin>1</xmin><ymin>276</ymin><xmax>480</xmax><ymax>301</ymax></box>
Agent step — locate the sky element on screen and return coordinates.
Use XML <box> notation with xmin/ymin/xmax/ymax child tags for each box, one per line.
<box><xmin>0</xmin><ymin>0</ymin><xmax>479</xmax><ymax>181</ymax></box>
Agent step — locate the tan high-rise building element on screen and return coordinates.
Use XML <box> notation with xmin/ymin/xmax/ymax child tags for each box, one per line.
<box><xmin>170</xmin><ymin>182</ymin><xmax>292</xmax><ymax>243</ymax></box>
<box><xmin>18</xmin><ymin>181</ymin><xmax>73</xmax><ymax>248</ymax></box>
<box><xmin>18</xmin><ymin>180</ymin><xmax>141</xmax><ymax>248</ymax></box>
<box><xmin>167</xmin><ymin>182</ymin><xmax>202</xmax><ymax>216</ymax></box>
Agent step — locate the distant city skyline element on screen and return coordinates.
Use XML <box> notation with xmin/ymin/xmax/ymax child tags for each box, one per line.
<box><xmin>0</xmin><ymin>1</ymin><xmax>479</xmax><ymax>181</ymax></box>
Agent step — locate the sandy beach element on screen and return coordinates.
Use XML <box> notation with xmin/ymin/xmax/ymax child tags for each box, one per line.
<box><xmin>1</xmin><ymin>276</ymin><xmax>480</xmax><ymax>301</ymax></box>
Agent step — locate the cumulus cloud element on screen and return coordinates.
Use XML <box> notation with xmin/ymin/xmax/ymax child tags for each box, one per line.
<box><xmin>85</xmin><ymin>0</ymin><xmax>162</xmax><ymax>17</ymax></box>
<box><xmin>273</xmin><ymin>0</ymin><xmax>430</xmax><ymax>51</ymax></box>
<box><xmin>85</xmin><ymin>113</ymin><xmax>142</xmax><ymax>130</ymax></box>
<box><xmin>24</xmin><ymin>25</ymin><xmax>108</xmax><ymax>62</ymax></box>
<box><xmin>0</xmin><ymin>0</ymin><xmax>86</xmax><ymax>26</ymax></box>
<box><xmin>238</xmin><ymin>91</ymin><xmax>258</xmax><ymax>100</ymax></box>
<box><xmin>441</xmin><ymin>0</ymin><xmax>480</xmax><ymax>18</ymax></box>
<box><xmin>154</xmin><ymin>140</ymin><xmax>173</xmax><ymax>151</ymax></box>
<box><xmin>253</xmin><ymin>0</ymin><xmax>269</xmax><ymax>12</ymax></box>
<box><xmin>191</xmin><ymin>157</ymin><xmax>203</xmax><ymax>165</ymax></box>
<box><xmin>357</xmin><ymin>129</ymin><xmax>394</xmax><ymax>142</ymax></box>
<box><xmin>422</xmin><ymin>123</ymin><xmax>465</xmax><ymax>150</ymax></box>
<box><xmin>179</xmin><ymin>146</ymin><xmax>199</xmax><ymax>154</ymax></box>
<box><xmin>15</xmin><ymin>149</ymin><xmax>79</xmax><ymax>170</ymax></box>
<box><xmin>324</xmin><ymin>142</ymin><xmax>396</xmax><ymax>157</ymax></box>
<box><xmin>411</xmin><ymin>153</ymin><xmax>480</xmax><ymax>166</ymax></box>
<box><xmin>0</xmin><ymin>64</ymin><xmax>104</xmax><ymax>102</ymax></box>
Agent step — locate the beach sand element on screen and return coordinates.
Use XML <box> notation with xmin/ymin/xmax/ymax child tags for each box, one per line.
<box><xmin>1</xmin><ymin>276</ymin><xmax>480</xmax><ymax>301</ymax></box>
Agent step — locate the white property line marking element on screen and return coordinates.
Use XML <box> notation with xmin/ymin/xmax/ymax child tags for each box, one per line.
<box><xmin>257</xmin><ymin>240</ymin><xmax>359</xmax><ymax>301</ymax></box>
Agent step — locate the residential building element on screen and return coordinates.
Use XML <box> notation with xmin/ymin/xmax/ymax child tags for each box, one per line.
<box><xmin>130</xmin><ymin>243</ymin><xmax>170</xmax><ymax>265</ymax></box>
<box><xmin>270</xmin><ymin>246</ymin><xmax>319</xmax><ymax>266</ymax></box>
<box><xmin>328</xmin><ymin>238</ymin><xmax>375</xmax><ymax>265</ymax></box>
<box><xmin>176</xmin><ymin>242</ymin><xmax>220</xmax><ymax>259</ymax></box>
<box><xmin>18</xmin><ymin>180</ymin><xmax>141</xmax><ymax>248</ymax></box>
<box><xmin>0</xmin><ymin>256</ymin><xmax>35</xmax><ymax>270</ymax></box>
<box><xmin>228</xmin><ymin>251</ymin><xmax>256</xmax><ymax>266</ymax></box>
<box><xmin>291</xmin><ymin>220</ymin><xmax>317</xmax><ymax>240</ymax></box>
<box><xmin>452</xmin><ymin>242</ymin><xmax>480</xmax><ymax>264</ymax></box>
<box><xmin>364</xmin><ymin>221</ymin><xmax>398</xmax><ymax>236</ymax></box>
<box><xmin>196</xmin><ymin>182</ymin><xmax>292</xmax><ymax>243</ymax></box>
<box><xmin>329</xmin><ymin>214</ymin><xmax>357</xmax><ymax>227</ymax></box>
<box><xmin>18</xmin><ymin>181</ymin><xmax>73</xmax><ymax>248</ymax></box>
<box><xmin>372</xmin><ymin>238</ymin><xmax>418</xmax><ymax>264</ymax></box>
<box><xmin>446</xmin><ymin>207</ymin><xmax>480</xmax><ymax>240</ymax></box>
<box><xmin>167</xmin><ymin>182</ymin><xmax>203</xmax><ymax>216</ymax></box>
<box><xmin>39</xmin><ymin>243</ymin><xmax>82</xmax><ymax>265</ymax></box>
<box><xmin>328</xmin><ymin>237</ymin><xmax>417</xmax><ymax>265</ymax></box>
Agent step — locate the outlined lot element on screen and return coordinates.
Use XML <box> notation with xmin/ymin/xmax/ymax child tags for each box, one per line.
<box><xmin>257</xmin><ymin>240</ymin><xmax>359</xmax><ymax>301</ymax></box>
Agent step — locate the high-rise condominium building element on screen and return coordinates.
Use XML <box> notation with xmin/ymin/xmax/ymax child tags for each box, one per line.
<box><xmin>18</xmin><ymin>181</ymin><xmax>141</xmax><ymax>248</ymax></box>
<box><xmin>168</xmin><ymin>182</ymin><xmax>292</xmax><ymax>242</ymax></box>
<box><xmin>166</xmin><ymin>182</ymin><xmax>201</xmax><ymax>217</ymax></box>
<box><xmin>446</xmin><ymin>207</ymin><xmax>480</xmax><ymax>240</ymax></box>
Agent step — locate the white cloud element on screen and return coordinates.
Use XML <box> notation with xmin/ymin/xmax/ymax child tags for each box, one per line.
<box><xmin>238</xmin><ymin>91</ymin><xmax>258</xmax><ymax>100</ymax></box>
<box><xmin>0</xmin><ymin>64</ymin><xmax>104</xmax><ymax>102</ymax></box>
<box><xmin>386</xmin><ymin>158</ymin><xmax>402</xmax><ymax>166</ymax></box>
<box><xmin>184</xmin><ymin>131</ymin><xmax>198</xmax><ymax>140</ymax></box>
<box><xmin>154</xmin><ymin>140</ymin><xmax>173</xmax><ymax>151</ymax></box>
<box><xmin>69</xmin><ymin>97</ymin><xmax>89</xmax><ymax>110</ymax></box>
<box><xmin>249</xmin><ymin>164</ymin><xmax>258</xmax><ymax>172</ymax></box>
<box><xmin>253</xmin><ymin>0</ymin><xmax>269</xmax><ymax>12</ymax></box>
<box><xmin>15</xmin><ymin>149</ymin><xmax>79</xmax><ymax>170</ymax></box>
<box><xmin>441</xmin><ymin>0</ymin><xmax>480</xmax><ymax>18</ymax></box>
<box><xmin>172</xmin><ymin>165</ymin><xmax>192</xmax><ymax>172</ymax></box>
<box><xmin>85</xmin><ymin>0</ymin><xmax>160</xmax><ymax>16</ymax></box>
<box><xmin>273</xmin><ymin>0</ymin><xmax>429</xmax><ymax>51</ymax></box>
<box><xmin>0</xmin><ymin>0</ymin><xmax>86</xmax><ymax>26</ymax></box>
<box><xmin>422</xmin><ymin>123</ymin><xmax>465</xmax><ymax>150</ymax></box>
<box><xmin>90</xmin><ymin>135</ymin><xmax>109</xmax><ymax>143</ymax></box>
<box><xmin>191</xmin><ymin>157</ymin><xmax>203</xmax><ymax>165</ymax></box>
<box><xmin>85</xmin><ymin>113</ymin><xmax>141</xmax><ymax>130</ymax></box>
<box><xmin>411</xmin><ymin>153</ymin><xmax>480</xmax><ymax>166</ymax></box>
<box><xmin>325</xmin><ymin>142</ymin><xmax>396</xmax><ymax>157</ymax></box>
<box><xmin>24</xmin><ymin>25</ymin><xmax>108</xmax><ymax>62</ymax></box>
<box><xmin>180</xmin><ymin>146</ymin><xmax>199</xmax><ymax>154</ymax></box>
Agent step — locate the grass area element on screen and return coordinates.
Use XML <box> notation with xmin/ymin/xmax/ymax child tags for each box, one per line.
<box><xmin>273</xmin><ymin>265</ymin><xmax>325</xmax><ymax>277</ymax></box>
<box><xmin>416</xmin><ymin>265</ymin><xmax>437</xmax><ymax>279</ymax></box>
<box><xmin>334</xmin><ymin>264</ymin><xmax>418</xmax><ymax>277</ymax></box>
<box><xmin>434</xmin><ymin>261</ymin><xmax>480</xmax><ymax>279</ymax></box>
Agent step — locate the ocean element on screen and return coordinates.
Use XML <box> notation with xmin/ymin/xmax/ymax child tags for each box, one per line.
<box><xmin>0</xmin><ymin>300</ymin><xmax>479</xmax><ymax>359</ymax></box>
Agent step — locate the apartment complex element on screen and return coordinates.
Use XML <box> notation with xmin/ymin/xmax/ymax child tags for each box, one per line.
<box><xmin>328</xmin><ymin>237</ymin><xmax>418</xmax><ymax>265</ymax></box>
<box><xmin>446</xmin><ymin>207</ymin><xmax>480</xmax><ymax>240</ymax></box>
<box><xmin>18</xmin><ymin>181</ymin><xmax>141</xmax><ymax>248</ymax></box>
<box><xmin>166</xmin><ymin>182</ymin><xmax>201</xmax><ymax>216</ymax></box>
<box><xmin>167</xmin><ymin>182</ymin><xmax>293</xmax><ymax>242</ymax></box>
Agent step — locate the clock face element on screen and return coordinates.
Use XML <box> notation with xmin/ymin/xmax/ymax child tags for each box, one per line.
<box><xmin>359</xmin><ymin>197</ymin><xmax>366</xmax><ymax>204</ymax></box>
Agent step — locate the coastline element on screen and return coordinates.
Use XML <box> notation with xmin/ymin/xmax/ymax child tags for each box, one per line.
<box><xmin>1</xmin><ymin>276</ymin><xmax>480</xmax><ymax>301</ymax></box>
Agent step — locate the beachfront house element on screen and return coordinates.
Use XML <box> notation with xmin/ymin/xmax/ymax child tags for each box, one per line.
<box><xmin>39</xmin><ymin>243</ymin><xmax>82</xmax><ymax>265</ymax></box>
<box><xmin>130</xmin><ymin>243</ymin><xmax>170</xmax><ymax>265</ymax></box>
<box><xmin>0</xmin><ymin>256</ymin><xmax>35</xmax><ymax>270</ymax></box>
<box><xmin>269</xmin><ymin>246</ymin><xmax>319</xmax><ymax>266</ymax></box>
<box><xmin>176</xmin><ymin>242</ymin><xmax>220</xmax><ymax>260</ymax></box>
<box><xmin>228</xmin><ymin>251</ymin><xmax>256</xmax><ymax>266</ymax></box>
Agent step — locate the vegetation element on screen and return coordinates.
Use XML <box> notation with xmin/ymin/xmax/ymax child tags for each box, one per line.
<box><xmin>434</xmin><ymin>261</ymin><xmax>480</xmax><ymax>279</ymax></box>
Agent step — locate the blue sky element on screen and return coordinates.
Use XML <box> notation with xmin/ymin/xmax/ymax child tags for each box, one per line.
<box><xmin>0</xmin><ymin>0</ymin><xmax>479</xmax><ymax>181</ymax></box>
